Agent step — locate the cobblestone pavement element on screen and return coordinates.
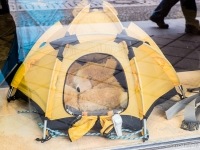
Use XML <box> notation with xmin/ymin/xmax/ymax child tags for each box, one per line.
<box><xmin>133</xmin><ymin>18</ymin><xmax>200</xmax><ymax>72</ymax></box>
<box><xmin>8</xmin><ymin>0</ymin><xmax>200</xmax><ymax>23</ymax></box>
<box><xmin>153</xmin><ymin>33</ymin><xmax>200</xmax><ymax>72</ymax></box>
<box><xmin>8</xmin><ymin>0</ymin><xmax>200</xmax><ymax>8</ymax></box>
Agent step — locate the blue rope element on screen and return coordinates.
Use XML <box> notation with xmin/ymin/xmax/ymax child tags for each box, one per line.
<box><xmin>18</xmin><ymin>110</ymin><xmax>38</xmax><ymax>114</ymax></box>
<box><xmin>38</xmin><ymin>123</ymin><xmax>148</xmax><ymax>140</ymax></box>
<box><xmin>18</xmin><ymin>110</ymin><xmax>149</xmax><ymax>140</ymax></box>
<box><xmin>38</xmin><ymin>123</ymin><xmax>68</xmax><ymax>137</ymax></box>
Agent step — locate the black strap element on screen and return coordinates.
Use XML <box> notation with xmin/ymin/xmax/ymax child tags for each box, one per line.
<box><xmin>68</xmin><ymin>115</ymin><xmax>82</xmax><ymax>128</ymax></box>
<box><xmin>35</xmin><ymin>134</ymin><xmax>52</xmax><ymax>143</ymax></box>
<box><xmin>102</xmin><ymin>124</ymin><xmax>114</xmax><ymax>137</ymax></box>
<box><xmin>7</xmin><ymin>95</ymin><xmax>17</xmax><ymax>102</ymax></box>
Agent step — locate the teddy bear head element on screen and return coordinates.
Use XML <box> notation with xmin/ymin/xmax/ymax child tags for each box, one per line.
<box><xmin>64</xmin><ymin>57</ymin><xmax>128</xmax><ymax>112</ymax></box>
<box><xmin>73</xmin><ymin>58</ymin><xmax>117</xmax><ymax>93</ymax></box>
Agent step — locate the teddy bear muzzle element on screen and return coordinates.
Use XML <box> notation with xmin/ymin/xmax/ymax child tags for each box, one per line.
<box><xmin>76</xmin><ymin>87</ymin><xmax>80</xmax><ymax>92</ymax></box>
<box><xmin>75</xmin><ymin>80</ymin><xmax>92</xmax><ymax>93</ymax></box>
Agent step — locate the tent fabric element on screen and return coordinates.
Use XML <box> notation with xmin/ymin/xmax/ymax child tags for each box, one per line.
<box><xmin>68</xmin><ymin>116</ymin><xmax>98</xmax><ymax>142</ymax></box>
<box><xmin>1</xmin><ymin>0</ymin><xmax>67</xmax><ymax>86</ymax></box>
<box><xmin>9</xmin><ymin>1</ymin><xmax>181</xmax><ymax>140</ymax></box>
<box><xmin>10</xmin><ymin>2</ymin><xmax>66</xmax><ymax>62</ymax></box>
<box><xmin>0</xmin><ymin>33</ymin><xmax>19</xmax><ymax>86</ymax></box>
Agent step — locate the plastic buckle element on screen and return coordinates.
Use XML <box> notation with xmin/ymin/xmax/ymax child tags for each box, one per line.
<box><xmin>112</xmin><ymin>114</ymin><xmax>122</xmax><ymax>137</ymax></box>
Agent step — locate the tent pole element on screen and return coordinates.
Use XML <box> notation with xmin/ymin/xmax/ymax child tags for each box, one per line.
<box><xmin>43</xmin><ymin>120</ymin><xmax>48</xmax><ymax>140</ymax></box>
<box><xmin>178</xmin><ymin>85</ymin><xmax>186</xmax><ymax>99</ymax></box>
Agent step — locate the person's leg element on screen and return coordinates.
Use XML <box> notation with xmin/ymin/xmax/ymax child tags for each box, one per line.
<box><xmin>150</xmin><ymin>0</ymin><xmax>179</xmax><ymax>28</ymax></box>
<box><xmin>180</xmin><ymin>0</ymin><xmax>200</xmax><ymax>34</ymax></box>
<box><xmin>0</xmin><ymin>0</ymin><xmax>9</xmax><ymax>14</ymax></box>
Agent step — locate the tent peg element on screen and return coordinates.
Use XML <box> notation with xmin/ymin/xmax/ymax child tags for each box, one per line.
<box><xmin>43</xmin><ymin>120</ymin><xmax>48</xmax><ymax>140</ymax></box>
<box><xmin>142</xmin><ymin>118</ymin><xmax>149</xmax><ymax>142</ymax></box>
<box><xmin>178</xmin><ymin>85</ymin><xmax>186</xmax><ymax>99</ymax></box>
<box><xmin>36</xmin><ymin>119</ymin><xmax>51</xmax><ymax>143</ymax></box>
<box><xmin>7</xmin><ymin>86</ymin><xmax>17</xmax><ymax>102</ymax></box>
<box><xmin>7</xmin><ymin>86</ymin><xmax>13</xmax><ymax>100</ymax></box>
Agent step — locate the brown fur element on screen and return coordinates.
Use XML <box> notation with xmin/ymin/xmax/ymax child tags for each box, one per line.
<box><xmin>64</xmin><ymin>58</ymin><xmax>127</xmax><ymax>111</ymax></box>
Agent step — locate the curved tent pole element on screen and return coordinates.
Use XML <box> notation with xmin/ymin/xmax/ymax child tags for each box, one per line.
<box><xmin>132</xmin><ymin>57</ymin><xmax>148</xmax><ymax>141</ymax></box>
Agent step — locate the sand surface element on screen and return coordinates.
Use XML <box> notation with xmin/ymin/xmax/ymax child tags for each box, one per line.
<box><xmin>0</xmin><ymin>71</ymin><xmax>200</xmax><ymax>150</ymax></box>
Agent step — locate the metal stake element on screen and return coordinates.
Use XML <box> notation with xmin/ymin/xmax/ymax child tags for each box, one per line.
<box><xmin>178</xmin><ymin>85</ymin><xmax>186</xmax><ymax>99</ymax></box>
<box><xmin>143</xmin><ymin>119</ymin><xmax>147</xmax><ymax>136</ymax></box>
<box><xmin>43</xmin><ymin>120</ymin><xmax>47</xmax><ymax>140</ymax></box>
<box><xmin>7</xmin><ymin>86</ymin><xmax>13</xmax><ymax>99</ymax></box>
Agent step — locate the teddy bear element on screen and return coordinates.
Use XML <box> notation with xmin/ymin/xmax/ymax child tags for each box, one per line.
<box><xmin>64</xmin><ymin>57</ymin><xmax>128</xmax><ymax>112</ymax></box>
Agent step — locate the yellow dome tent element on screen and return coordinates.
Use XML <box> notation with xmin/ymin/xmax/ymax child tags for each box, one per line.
<box><xmin>7</xmin><ymin>0</ymin><xmax>184</xmax><ymax>142</ymax></box>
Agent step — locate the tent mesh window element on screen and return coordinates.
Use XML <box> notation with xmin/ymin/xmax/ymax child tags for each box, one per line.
<box><xmin>63</xmin><ymin>53</ymin><xmax>128</xmax><ymax>116</ymax></box>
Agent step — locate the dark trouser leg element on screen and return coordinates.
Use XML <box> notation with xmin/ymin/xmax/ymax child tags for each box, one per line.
<box><xmin>0</xmin><ymin>0</ymin><xmax>9</xmax><ymax>14</ymax></box>
<box><xmin>151</xmin><ymin>0</ymin><xmax>179</xmax><ymax>19</ymax></box>
<box><xmin>150</xmin><ymin>0</ymin><xmax>179</xmax><ymax>28</ymax></box>
<box><xmin>180</xmin><ymin>0</ymin><xmax>199</xmax><ymax>28</ymax></box>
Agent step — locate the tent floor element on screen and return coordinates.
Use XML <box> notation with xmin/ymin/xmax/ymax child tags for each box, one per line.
<box><xmin>0</xmin><ymin>70</ymin><xmax>200</xmax><ymax>150</ymax></box>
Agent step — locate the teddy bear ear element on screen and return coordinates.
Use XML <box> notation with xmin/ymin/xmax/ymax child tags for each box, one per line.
<box><xmin>66</xmin><ymin>62</ymin><xmax>82</xmax><ymax>86</ymax></box>
<box><xmin>104</xmin><ymin>58</ymin><xmax>117</xmax><ymax>70</ymax></box>
<box><xmin>68</xmin><ymin>62</ymin><xmax>82</xmax><ymax>73</ymax></box>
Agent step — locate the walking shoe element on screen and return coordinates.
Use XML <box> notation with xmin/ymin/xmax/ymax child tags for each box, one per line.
<box><xmin>185</xmin><ymin>24</ymin><xmax>200</xmax><ymax>35</ymax></box>
<box><xmin>150</xmin><ymin>16</ymin><xmax>169</xmax><ymax>29</ymax></box>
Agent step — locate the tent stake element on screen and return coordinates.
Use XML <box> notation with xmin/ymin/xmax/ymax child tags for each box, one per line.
<box><xmin>143</xmin><ymin>119</ymin><xmax>147</xmax><ymax>135</ymax></box>
<box><xmin>7</xmin><ymin>86</ymin><xmax>13</xmax><ymax>99</ymax></box>
<box><xmin>36</xmin><ymin>119</ymin><xmax>51</xmax><ymax>143</ymax></box>
<box><xmin>178</xmin><ymin>85</ymin><xmax>186</xmax><ymax>99</ymax></box>
<box><xmin>142</xmin><ymin>118</ymin><xmax>148</xmax><ymax>142</ymax></box>
<box><xmin>43</xmin><ymin>120</ymin><xmax>48</xmax><ymax>140</ymax></box>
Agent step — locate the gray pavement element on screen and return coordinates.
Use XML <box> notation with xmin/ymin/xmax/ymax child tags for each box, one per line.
<box><xmin>126</xmin><ymin>18</ymin><xmax>186</xmax><ymax>36</ymax></box>
<box><xmin>132</xmin><ymin>17</ymin><xmax>200</xmax><ymax>72</ymax></box>
<box><xmin>8</xmin><ymin>0</ymin><xmax>200</xmax><ymax>22</ymax></box>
